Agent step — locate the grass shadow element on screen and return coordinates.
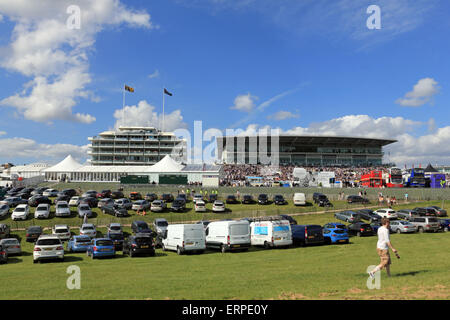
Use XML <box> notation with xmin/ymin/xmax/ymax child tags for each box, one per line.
<box><xmin>395</xmin><ymin>270</ymin><xmax>429</xmax><ymax>277</ymax></box>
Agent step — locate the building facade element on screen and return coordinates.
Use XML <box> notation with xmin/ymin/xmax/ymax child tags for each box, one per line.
<box><xmin>216</xmin><ymin>135</ymin><xmax>396</xmax><ymax>166</ymax></box>
<box><xmin>88</xmin><ymin>126</ymin><xmax>185</xmax><ymax>166</ymax></box>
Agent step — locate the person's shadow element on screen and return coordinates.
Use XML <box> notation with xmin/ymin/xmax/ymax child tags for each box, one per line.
<box><xmin>395</xmin><ymin>270</ymin><xmax>428</xmax><ymax>277</ymax></box>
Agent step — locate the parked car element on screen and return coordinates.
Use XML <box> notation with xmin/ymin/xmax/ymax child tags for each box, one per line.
<box><xmin>26</xmin><ymin>226</ymin><xmax>43</xmax><ymax>242</ymax></box>
<box><xmin>208</xmin><ymin>194</ymin><xmax>218</xmax><ymax>203</ymax></box>
<box><xmin>410</xmin><ymin>216</ymin><xmax>440</xmax><ymax>233</ymax></box>
<box><xmin>250</xmin><ymin>219</ymin><xmax>292</xmax><ymax>248</ymax></box>
<box><xmin>357</xmin><ymin>209</ymin><xmax>381</xmax><ymax>222</ymax></box>
<box><xmin>53</xmin><ymin>194</ymin><xmax>70</xmax><ymax>204</ymax></box>
<box><xmin>428</xmin><ymin>206</ymin><xmax>447</xmax><ymax>217</ymax></box>
<box><xmin>52</xmin><ymin>224</ymin><xmax>71</xmax><ymax>241</ymax></box>
<box><xmin>323</xmin><ymin>222</ymin><xmax>349</xmax><ymax>244</ymax></box>
<box><xmin>62</xmin><ymin>189</ymin><xmax>77</xmax><ymax>198</ymax></box>
<box><xmin>123</xmin><ymin>234</ymin><xmax>155</xmax><ymax>257</ymax></box>
<box><xmin>107</xmin><ymin>232</ymin><xmax>124</xmax><ymax>251</ymax></box>
<box><xmin>313</xmin><ymin>193</ymin><xmax>328</xmax><ymax>204</ymax></box>
<box><xmin>370</xmin><ymin>221</ymin><xmax>382</xmax><ymax>233</ymax></box>
<box><xmin>161</xmin><ymin>193</ymin><xmax>174</xmax><ymax>203</ymax></box>
<box><xmin>33</xmin><ymin>235</ymin><xmax>64</xmax><ymax>263</ymax></box>
<box><xmin>79</xmin><ymin>197</ymin><xmax>99</xmax><ymax>208</ymax></box>
<box><xmin>86</xmin><ymin>238</ymin><xmax>116</xmax><ymax>259</ymax></box>
<box><xmin>171</xmin><ymin>198</ymin><xmax>186</xmax><ymax>212</ymax></box>
<box><xmin>1</xmin><ymin>197</ymin><xmax>27</xmax><ymax>207</ymax></box>
<box><xmin>257</xmin><ymin>194</ymin><xmax>269</xmax><ymax>205</ymax></box>
<box><xmin>114</xmin><ymin>198</ymin><xmax>132</xmax><ymax>210</ymax></box>
<box><xmin>273</xmin><ymin>195</ymin><xmax>287</xmax><ymax>205</ymax></box>
<box><xmin>80</xmin><ymin>223</ymin><xmax>97</xmax><ymax>238</ymax></box>
<box><xmin>129</xmin><ymin>192</ymin><xmax>143</xmax><ymax>200</ymax></box>
<box><xmin>132</xmin><ymin>200</ymin><xmax>151</xmax><ymax>211</ymax></box>
<box><xmin>293</xmin><ymin>193</ymin><xmax>306</xmax><ymax>206</ymax></box>
<box><xmin>0</xmin><ymin>238</ymin><xmax>21</xmax><ymax>256</ymax></box>
<box><xmin>347</xmin><ymin>195</ymin><xmax>369</xmax><ymax>204</ymax></box>
<box><xmin>110</xmin><ymin>191</ymin><xmax>124</xmax><ymax>199</ymax></box>
<box><xmin>43</xmin><ymin>189</ymin><xmax>59</xmax><ymax>197</ymax></box>
<box><xmin>69</xmin><ymin>196</ymin><xmax>81</xmax><ymax>207</ymax></box>
<box><xmin>162</xmin><ymin>224</ymin><xmax>205</xmax><ymax>255</ymax></box>
<box><xmin>192</xmin><ymin>194</ymin><xmax>203</xmax><ymax>204</ymax></box>
<box><xmin>131</xmin><ymin>220</ymin><xmax>153</xmax><ymax>235</ymax></box>
<box><xmin>55</xmin><ymin>201</ymin><xmax>71</xmax><ymax>217</ymax></box>
<box><xmin>145</xmin><ymin>193</ymin><xmax>158</xmax><ymax>202</ymax></box>
<box><xmin>439</xmin><ymin>219</ymin><xmax>450</xmax><ymax>232</ymax></box>
<box><xmin>28</xmin><ymin>195</ymin><xmax>52</xmax><ymax>207</ymax></box>
<box><xmin>34</xmin><ymin>203</ymin><xmax>50</xmax><ymax>219</ymax></box>
<box><xmin>97</xmin><ymin>190</ymin><xmax>112</xmax><ymax>199</ymax></box>
<box><xmin>31</xmin><ymin>187</ymin><xmax>48</xmax><ymax>196</ymax></box>
<box><xmin>226</xmin><ymin>195</ymin><xmax>239</xmax><ymax>204</ymax></box>
<box><xmin>194</xmin><ymin>200</ymin><xmax>206</xmax><ymax>212</ymax></box>
<box><xmin>151</xmin><ymin>200</ymin><xmax>166</xmax><ymax>212</ymax></box>
<box><xmin>212</xmin><ymin>200</ymin><xmax>226</xmax><ymax>213</ymax></box>
<box><xmin>279</xmin><ymin>214</ymin><xmax>297</xmax><ymax>225</ymax></box>
<box><xmin>107</xmin><ymin>223</ymin><xmax>123</xmax><ymax>235</ymax></box>
<box><xmin>413</xmin><ymin>207</ymin><xmax>437</xmax><ymax>217</ymax></box>
<box><xmin>77</xmin><ymin>204</ymin><xmax>93</xmax><ymax>218</ymax></box>
<box><xmin>347</xmin><ymin>222</ymin><xmax>374</xmax><ymax>237</ymax></box>
<box><xmin>242</xmin><ymin>195</ymin><xmax>255</xmax><ymax>204</ymax></box>
<box><xmin>389</xmin><ymin>220</ymin><xmax>417</xmax><ymax>234</ymax></box>
<box><xmin>82</xmin><ymin>190</ymin><xmax>98</xmax><ymax>198</ymax></box>
<box><xmin>101</xmin><ymin>204</ymin><xmax>129</xmax><ymax>217</ymax></box>
<box><xmin>374</xmin><ymin>208</ymin><xmax>398</xmax><ymax>219</ymax></box>
<box><xmin>11</xmin><ymin>204</ymin><xmax>30</xmax><ymax>221</ymax></box>
<box><xmin>153</xmin><ymin>218</ymin><xmax>169</xmax><ymax>235</ymax></box>
<box><xmin>98</xmin><ymin>198</ymin><xmax>115</xmax><ymax>209</ymax></box>
<box><xmin>396</xmin><ymin>209</ymin><xmax>419</xmax><ymax>220</ymax></box>
<box><xmin>0</xmin><ymin>224</ymin><xmax>11</xmax><ymax>239</ymax></box>
<box><xmin>67</xmin><ymin>235</ymin><xmax>92</xmax><ymax>252</ymax></box>
<box><xmin>0</xmin><ymin>244</ymin><xmax>7</xmax><ymax>263</ymax></box>
<box><xmin>334</xmin><ymin>211</ymin><xmax>361</xmax><ymax>223</ymax></box>
<box><xmin>205</xmin><ymin>220</ymin><xmax>251</xmax><ymax>253</ymax></box>
<box><xmin>0</xmin><ymin>204</ymin><xmax>9</xmax><ymax>218</ymax></box>
<box><xmin>291</xmin><ymin>225</ymin><xmax>324</xmax><ymax>246</ymax></box>
<box><xmin>196</xmin><ymin>220</ymin><xmax>210</xmax><ymax>229</ymax></box>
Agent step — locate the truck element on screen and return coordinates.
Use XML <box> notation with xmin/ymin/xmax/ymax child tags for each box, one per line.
<box><xmin>403</xmin><ymin>168</ymin><xmax>426</xmax><ymax>187</ymax></box>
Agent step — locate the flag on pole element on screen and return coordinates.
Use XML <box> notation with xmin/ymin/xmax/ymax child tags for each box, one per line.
<box><xmin>125</xmin><ymin>85</ymin><xmax>134</xmax><ymax>93</ymax></box>
<box><xmin>164</xmin><ymin>88</ymin><xmax>173</xmax><ymax>96</ymax></box>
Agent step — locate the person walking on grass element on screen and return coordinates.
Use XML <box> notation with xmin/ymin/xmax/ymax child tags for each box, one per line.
<box><xmin>369</xmin><ymin>218</ymin><xmax>399</xmax><ymax>279</ymax></box>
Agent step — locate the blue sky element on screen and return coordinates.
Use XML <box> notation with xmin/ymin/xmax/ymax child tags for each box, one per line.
<box><xmin>0</xmin><ymin>0</ymin><xmax>449</xmax><ymax>166</ymax></box>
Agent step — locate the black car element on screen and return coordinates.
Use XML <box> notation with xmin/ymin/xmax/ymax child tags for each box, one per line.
<box><xmin>347</xmin><ymin>195</ymin><xmax>370</xmax><ymax>204</ymax></box>
<box><xmin>53</xmin><ymin>194</ymin><xmax>70</xmax><ymax>204</ymax></box>
<box><xmin>17</xmin><ymin>192</ymin><xmax>32</xmax><ymax>200</ymax></box>
<box><xmin>82</xmin><ymin>190</ymin><xmax>98</xmax><ymax>198</ymax></box>
<box><xmin>177</xmin><ymin>194</ymin><xmax>187</xmax><ymax>202</ymax></box>
<box><xmin>208</xmin><ymin>194</ymin><xmax>218</xmax><ymax>203</ymax></box>
<box><xmin>291</xmin><ymin>225</ymin><xmax>324</xmax><ymax>246</ymax></box>
<box><xmin>98</xmin><ymin>190</ymin><xmax>112</xmax><ymax>198</ymax></box>
<box><xmin>161</xmin><ymin>194</ymin><xmax>174</xmax><ymax>203</ymax></box>
<box><xmin>101</xmin><ymin>204</ymin><xmax>129</xmax><ymax>217</ymax></box>
<box><xmin>62</xmin><ymin>189</ymin><xmax>77</xmax><ymax>198</ymax></box>
<box><xmin>257</xmin><ymin>194</ymin><xmax>269</xmax><ymax>205</ymax></box>
<box><xmin>357</xmin><ymin>209</ymin><xmax>381</xmax><ymax>222</ymax></box>
<box><xmin>26</xmin><ymin>226</ymin><xmax>43</xmax><ymax>242</ymax></box>
<box><xmin>347</xmin><ymin>222</ymin><xmax>374</xmax><ymax>237</ymax></box>
<box><xmin>79</xmin><ymin>197</ymin><xmax>99</xmax><ymax>208</ymax></box>
<box><xmin>428</xmin><ymin>206</ymin><xmax>447</xmax><ymax>217</ymax></box>
<box><xmin>145</xmin><ymin>193</ymin><xmax>158</xmax><ymax>202</ymax></box>
<box><xmin>129</xmin><ymin>192</ymin><xmax>143</xmax><ymax>201</ymax></box>
<box><xmin>313</xmin><ymin>193</ymin><xmax>328</xmax><ymax>204</ymax></box>
<box><xmin>123</xmin><ymin>234</ymin><xmax>155</xmax><ymax>257</ymax></box>
<box><xmin>280</xmin><ymin>214</ymin><xmax>297</xmax><ymax>225</ymax></box>
<box><xmin>226</xmin><ymin>195</ymin><xmax>239</xmax><ymax>204</ymax></box>
<box><xmin>0</xmin><ymin>224</ymin><xmax>11</xmax><ymax>239</ymax></box>
<box><xmin>31</xmin><ymin>187</ymin><xmax>48</xmax><ymax>196</ymax></box>
<box><xmin>273</xmin><ymin>195</ymin><xmax>287</xmax><ymax>205</ymax></box>
<box><xmin>110</xmin><ymin>191</ymin><xmax>124</xmax><ymax>199</ymax></box>
<box><xmin>413</xmin><ymin>207</ymin><xmax>437</xmax><ymax>217</ymax></box>
<box><xmin>171</xmin><ymin>199</ymin><xmax>186</xmax><ymax>212</ymax></box>
<box><xmin>107</xmin><ymin>232</ymin><xmax>124</xmax><ymax>251</ymax></box>
<box><xmin>131</xmin><ymin>221</ymin><xmax>153</xmax><ymax>235</ymax></box>
<box><xmin>28</xmin><ymin>195</ymin><xmax>52</xmax><ymax>207</ymax></box>
<box><xmin>242</xmin><ymin>195</ymin><xmax>255</xmax><ymax>204</ymax></box>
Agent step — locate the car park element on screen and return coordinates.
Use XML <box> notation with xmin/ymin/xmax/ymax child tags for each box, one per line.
<box><xmin>62</xmin><ymin>189</ymin><xmax>77</xmax><ymax>198</ymax></box>
<box><xmin>11</xmin><ymin>204</ymin><xmax>29</xmax><ymax>221</ymax></box>
<box><xmin>34</xmin><ymin>203</ymin><xmax>51</xmax><ymax>219</ymax></box>
<box><xmin>194</xmin><ymin>200</ymin><xmax>206</xmax><ymax>212</ymax></box>
<box><xmin>0</xmin><ymin>204</ymin><xmax>9</xmax><ymax>218</ymax></box>
<box><xmin>54</xmin><ymin>193</ymin><xmax>70</xmax><ymax>204</ymax></box>
<box><xmin>273</xmin><ymin>195</ymin><xmax>287</xmax><ymax>205</ymax></box>
<box><xmin>242</xmin><ymin>195</ymin><xmax>255</xmax><ymax>204</ymax></box>
<box><xmin>123</xmin><ymin>234</ymin><xmax>155</xmax><ymax>257</ymax></box>
<box><xmin>212</xmin><ymin>200</ymin><xmax>226</xmax><ymax>213</ymax></box>
<box><xmin>67</xmin><ymin>235</ymin><xmax>92</xmax><ymax>252</ymax></box>
<box><xmin>293</xmin><ymin>193</ymin><xmax>306</xmax><ymax>206</ymax></box>
<box><xmin>129</xmin><ymin>192</ymin><xmax>143</xmax><ymax>200</ymax></box>
<box><xmin>389</xmin><ymin>220</ymin><xmax>417</xmax><ymax>234</ymax></box>
<box><xmin>55</xmin><ymin>201</ymin><xmax>71</xmax><ymax>217</ymax></box>
<box><xmin>80</xmin><ymin>223</ymin><xmax>97</xmax><ymax>238</ymax></box>
<box><xmin>226</xmin><ymin>195</ymin><xmax>239</xmax><ymax>204</ymax></box>
<box><xmin>102</xmin><ymin>204</ymin><xmax>129</xmax><ymax>217</ymax></box>
<box><xmin>132</xmin><ymin>200</ymin><xmax>151</xmax><ymax>211</ymax></box>
<box><xmin>0</xmin><ymin>224</ymin><xmax>11</xmax><ymax>239</ymax></box>
<box><xmin>52</xmin><ymin>225</ymin><xmax>71</xmax><ymax>241</ymax></box>
<box><xmin>131</xmin><ymin>220</ymin><xmax>152</xmax><ymax>235</ymax></box>
<box><xmin>150</xmin><ymin>200</ymin><xmax>166</xmax><ymax>212</ymax></box>
<box><xmin>77</xmin><ymin>204</ymin><xmax>93</xmax><ymax>218</ymax></box>
<box><xmin>257</xmin><ymin>194</ymin><xmax>269</xmax><ymax>205</ymax></box>
<box><xmin>357</xmin><ymin>209</ymin><xmax>381</xmax><ymax>222</ymax></box>
<box><xmin>171</xmin><ymin>198</ymin><xmax>186</xmax><ymax>212</ymax></box>
<box><xmin>26</xmin><ymin>226</ymin><xmax>43</xmax><ymax>242</ymax></box>
<box><xmin>33</xmin><ymin>235</ymin><xmax>64</xmax><ymax>263</ymax></box>
<box><xmin>205</xmin><ymin>220</ymin><xmax>251</xmax><ymax>253</ymax></box>
<box><xmin>410</xmin><ymin>217</ymin><xmax>440</xmax><ymax>233</ymax></box>
<box><xmin>334</xmin><ymin>211</ymin><xmax>361</xmax><ymax>223</ymax></box>
<box><xmin>291</xmin><ymin>225</ymin><xmax>324</xmax><ymax>246</ymax></box>
<box><xmin>0</xmin><ymin>238</ymin><xmax>21</xmax><ymax>256</ymax></box>
<box><xmin>28</xmin><ymin>195</ymin><xmax>52</xmax><ymax>207</ymax></box>
<box><xmin>347</xmin><ymin>195</ymin><xmax>369</xmax><ymax>204</ymax></box>
<box><xmin>322</xmin><ymin>223</ymin><xmax>349</xmax><ymax>244</ymax></box>
<box><xmin>69</xmin><ymin>196</ymin><xmax>81</xmax><ymax>206</ymax></box>
<box><xmin>161</xmin><ymin>193</ymin><xmax>174</xmax><ymax>203</ymax></box>
<box><xmin>347</xmin><ymin>222</ymin><xmax>374</xmax><ymax>237</ymax></box>
<box><xmin>31</xmin><ymin>187</ymin><xmax>48</xmax><ymax>196</ymax></box>
<box><xmin>250</xmin><ymin>218</ymin><xmax>292</xmax><ymax>248</ymax></box>
<box><xmin>114</xmin><ymin>198</ymin><xmax>132</xmax><ymax>210</ymax></box>
<box><xmin>162</xmin><ymin>224</ymin><xmax>205</xmax><ymax>255</ymax></box>
<box><xmin>87</xmin><ymin>238</ymin><xmax>116</xmax><ymax>259</ymax></box>
<box><xmin>374</xmin><ymin>208</ymin><xmax>398</xmax><ymax>219</ymax></box>
<box><xmin>0</xmin><ymin>244</ymin><xmax>7</xmax><ymax>264</ymax></box>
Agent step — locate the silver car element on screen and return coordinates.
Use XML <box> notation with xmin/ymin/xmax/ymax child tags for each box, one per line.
<box><xmin>0</xmin><ymin>204</ymin><xmax>9</xmax><ymax>218</ymax></box>
<box><xmin>0</xmin><ymin>238</ymin><xmax>21</xmax><ymax>256</ymax></box>
<box><xmin>98</xmin><ymin>198</ymin><xmax>114</xmax><ymax>209</ymax></box>
<box><xmin>55</xmin><ymin>201</ymin><xmax>71</xmax><ymax>217</ymax></box>
<box><xmin>34</xmin><ymin>203</ymin><xmax>51</xmax><ymax>219</ymax></box>
<box><xmin>107</xmin><ymin>223</ymin><xmax>123</xmax><ymax>235</ymax></box>
<box><xmin>410</xmin><ymin>217</ymin><xmax>440</xmax><ymax>233</ymax></box>
<box><xmin>77</xmin><ymin>204</ymin><xmax>93</xmax><ymax>218</ymax></box>
<box><xmin>80</xmin><ymin>223</ymin><xmax>97</xmax><ymax>238</ymax></box>
<box><xmin>389</xmin><ymin>220</ymin><xmax>417</xmax><ymax>234</ymax></box>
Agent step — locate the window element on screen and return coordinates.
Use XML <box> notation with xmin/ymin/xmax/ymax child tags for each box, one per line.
<box><xmin>230</xmin><ymin>224</ymin><xmax>249</xmax><ymax>236</ymax></box>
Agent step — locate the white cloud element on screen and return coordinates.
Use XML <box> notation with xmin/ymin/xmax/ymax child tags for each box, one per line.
<box><xmin>267</xmin><ymin>110</ymin><xmax>299</xmax><ymax>121</ymax></box>
<box><xmin>113</xmin><ymin>100</ymin><xmax>187</xmax><ymax>132</ymax></box>
<box><xmin>396</xmin><ymin>78</ymin><xmax>440</xmax><ymax>107</ymax></box>
<box><xmin>148</xmin><ymin>69</ymin><xmax>160</xmax><ymax>79</ymax></box>
<box><xmin>0</xmin><ymin>137</ymin><xmax>88</xmax><ymax>163</ymax></box>
<box><xmin>0</xmin><ymin>131</ymin><xmax>6</xmax><ymax>136</ymax></box>
<box><xmin>230</xmin><ymin>93</ymin><xmax>257</xmax><ymax>112</ymax></box>
<box><xmin>0</xmin><ymin>0</ymin><xmax>155</xmax><ymax>123</ymax></box>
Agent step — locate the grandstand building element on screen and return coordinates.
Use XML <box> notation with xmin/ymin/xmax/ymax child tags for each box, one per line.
<box><xmin>216</xmin><ymin>135</ymin><xmax>396</xmax><ymax>166</ymax></box>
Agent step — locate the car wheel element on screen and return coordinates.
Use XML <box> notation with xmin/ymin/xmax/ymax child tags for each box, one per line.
<box><xmin>162</xmin><ymin>244</ymin><xmax>166</xmax><ymax>252</ymax></box>
<box><xmin>445</xmin><ymin>227</ymin><xmax>449</xmax><ymax>232</ymax></box>
<box><xmin>33</xmin><ymin>259</ymin><xmax>37</xmax><ymax>264</ymax></box>
<box><xmin>357</xmin><ymin>231</ymin><xmax>361</xmax><ymax>237</ymax></box>
<box><xmin>396</xmin><ymin>229</ymin><xmax>401</xmax><ymax>234</ymax></box>
<box><xmin>419</xmin><ymin>227</ymin><xmax>424</xmax><ymax>233</ymax></box>
<box><xmin>177</xmin><ymin>247</ymin><xmax>182</xmax><ymax>255</ymax></box>
<box><xmin>221</xmin><ymin>244</ymin><xmax>226</xmax><ymax>253</ymax></box>
<box><xmin>129</xmin><ymin>249</ymin><xmax>134</xmax><ymax>258</ymax></box>
<box><xmin>263</xmin><ymin>241</ymin><xmax>270</xmax><ymax>249</ymax></box>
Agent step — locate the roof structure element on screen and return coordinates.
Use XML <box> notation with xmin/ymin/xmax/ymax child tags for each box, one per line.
<box><xmin>43</xmin><ymin>155</ymin><xmax>83</xmax><ymax>172</ymax></box>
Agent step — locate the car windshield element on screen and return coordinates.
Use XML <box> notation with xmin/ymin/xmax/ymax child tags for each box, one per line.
<box><xmin>0</xmin><ymin>205</ymin><xmax>8</xmax><ymax>210</ymax></box>
<box><xmin>55</xmin><ymin>228</ymin><xmax>69</xmax><ymax>233</ymax></box>
<box><xmin>157</xmin><ymin>221</ymin><xmax>168</xmax><ymax>227</ymax></box>
<box><xmin>108</xmin><ymin>233</ymin><xmax>123</xmax><ymax>240</ymax></box>
<box><xmin>28</xmin><ymin>227</ymin><xmax>41</xmax><ymax>232</ymax></box>
<box><xmin>36</xmin><ymin>206</ymin><xmax>47</xmax><ymax>210</ymax></box>
<box><xmin>110</xmin><ymin>226</ymin><xmax>121</xmax><ymax>231</ymax></box>
<box><xmin>334</xmin><ymin>229</ymin><xmax>346</xmax><ymax>234</ymax></box>
<box><xmin>37</xmin><ymin>239</ymin><xmax>61</xmax><ymax>246</ymax></box>
<box><xmin>58</xmin><ymin>204</ymin><xmax>68</xmax><ymax>208</ymax></box>
<box><xmin>80</xmin><ymin>205</ymin><xmax>90</xmax><ymax>210</ymax></box>
<box><xmin>96</xmin><ymin>240</ymin><xmax>113</xmax><ymax>246</ymax></box>
<box><xmin>82</xmin><ymin>226</ymin><xmax>94</xmax><ymax>230</ymax></box>
<box><xmin>135</xmin><ymin>237</ymin><xmax>152</xmax><ymax>245</ymax></box>
<box><xmin>2</xmin><ymin>239</ymin><xmax>18</xmax><ymax>245</ymax></box>
<box><xmin>14</xmin><ymin>207</ymin><xmax>25</xmax><ymax>212</ymax></box>
<box><xmin>76</xmin><ymin>237</ymin><xmax>91</xmax><ymax>243</ymax></box>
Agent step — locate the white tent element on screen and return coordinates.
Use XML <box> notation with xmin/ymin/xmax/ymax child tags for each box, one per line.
<box><xmin>44</xmin><ymin>155</ymin><xmax>83</xmax><ymax>173</ymax></box>
<box><xmin>146</xmin><ymin>155</ymin><xmax>184</xmax><ymax>172</ymax></box>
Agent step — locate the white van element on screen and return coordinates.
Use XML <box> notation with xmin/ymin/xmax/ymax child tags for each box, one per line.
<box><xmin>162</xmin><ymin>224</ymin><xmax>205</xmax><ymax>255</ymax></box>
<box><xmin>205</xmin><ymin>220</ymin><xmax>251</xmax><ymax>253</ymax></box>
<box><xmin>250</xmin><ymin>220</ymin><xmax>292</xmax><ymax>248</ymax></box>
<box><xmin>293</xmin><ymin>193</ymin><xmax>306</xmax><ymax>206</ymax></box>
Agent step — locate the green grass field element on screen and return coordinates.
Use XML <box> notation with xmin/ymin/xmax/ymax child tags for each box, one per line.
<box><xmin>1</xmin><ymin>198</ymin><xmax>449</xmax><ymax>300</ymax></box>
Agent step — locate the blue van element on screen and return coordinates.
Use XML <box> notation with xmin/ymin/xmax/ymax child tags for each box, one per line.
<box><xmin>291</xmin><ymin>225</ymin><xmax>324</xmax><ymax>246</ymax></box>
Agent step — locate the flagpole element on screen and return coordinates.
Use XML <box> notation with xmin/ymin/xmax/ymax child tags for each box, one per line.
<box><xmin>162</xmin><ymin>88</ymin><xmax>165</xmax><ymax>132</ymax></box>
<box><xmin>122</xmin><ymin>83</ymin><xmax>125</xmax><ymax>128</ymax></box>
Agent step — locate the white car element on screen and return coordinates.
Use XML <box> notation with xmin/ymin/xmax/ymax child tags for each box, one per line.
<box><xmin>293</xmin><ymin>193</ymin><xmax>306</xmax><ymax>206</ymax></box>
<box><xmin>33</xmin><ymin>235</ymin><xmax>64</xmax><ymax>263</ymax></box>
<box><xmin>151</xmin><ymin>200</ymin><xmax>166</xmax><ymax>212</ymax></box>
<box><xmin>69</xmin><ymin>196</ymin><xmax>80</xmax><ymax>206</ymax></box>
<box><xmin>80</xmin><ymin>223</ymin><xmax>97</xmax><ymax>238</ymax></box>
<box><xmin>193</xmin><ymin>194</ymin><xmax>203</xmax><ymax>204</ymax></box>
<box><xmin>55</xmin><ymin>201</ymin><xmax>71</xmax><ymax>217</ymax></box>
<box><xmin>43</xmin><ymin>189</ymin><xmax>59</xmax><ymax>197</ymax></box>
<box><xmin>34</xmin><ymin>203</ymin><xmax>51</xmax><ymax>219</ymax></box>
<box><xmin>52</xmin><ymin>225</ymin><xmax>71</xmax><ymax>241</ymax></box>
<box><xmin>212</xmin><ymin>201</ymin><xmax>226</xmax><ymax>213</ymax></box>
<box><xmin>11</xmin><ymin>204</ymin><xmax>29</xmax><ymax>221</ymax></box>
<box><xmin>374</xmin><ymin>208</ymin><xmax>398</xmax><ymax>219</ymax></box>
<box><xmin>194</xmin><ymin>200</ymin><xmax>206</xmax><ymax>212</ymax></box>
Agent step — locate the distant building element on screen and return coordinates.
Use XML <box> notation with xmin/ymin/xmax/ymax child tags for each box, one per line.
<box><xmin>88</xmin><ymin>126</ymin><xmax>185</xmax><ymax>166</ymax></box>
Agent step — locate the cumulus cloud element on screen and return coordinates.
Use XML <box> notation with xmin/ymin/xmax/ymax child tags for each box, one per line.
<box><xmin>230</xmin><ymin>93</ymin><xmax>258</xmax><ymax>112</ymax></box>
<box><xmin>396</xmin><ymin>78</ymin><xmax>440</xmax><ymax>107</ymax></box>
<box><xmin>0</xmin><ymin>137</ymin><xmax>88</xmax><ymax>163</ymax></box>
<box><xmin>0</xmin><ymin>0</ymin><xmax>155</xmax><ymax>123</ymax></box>
<box><xmin>113</xmin><ymin>100</ymin><xmax>188</xmax><ymax>132</ymax></box>
<box><xmin>267</xmin><ymin>110</ymin><xmax>299</xmax><ymax>121</ymax></box>
<box><xmin>148</xmin><ymin>69</ymin><xmax>160</xmax><ymax>79</ymax></box>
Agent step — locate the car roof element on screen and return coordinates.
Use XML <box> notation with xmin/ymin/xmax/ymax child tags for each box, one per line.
<box><xmin>109</xmin><ymin>223</ymin><xmax>121</xmax><ymax>227</ymax></box>
<box><xmin>54</xmin><ymin>224</ymin><xmax>69</xmax><ymax>228</ymax></box>
<box><xmin>38</xmin><ymin>235</ymin><xmax>60</xmax><ymax>239</ymax></box>
<box><xmin>16</xmin><ymin>204</ymin><xmax>28</xmax><ymax>208</ymax></box>
<box><xmin>154</xmin><ymin>218</ymin><xmax>167</xmax><ymax>222</ymax></box>
<box><xmin>81</xmin><ymin>223</ymin><xmax>95</xmax><ymax>227</ymax></box>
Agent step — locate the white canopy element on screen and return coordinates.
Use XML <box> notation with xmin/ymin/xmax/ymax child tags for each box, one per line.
<box><xmin>43</xmin><ymin>155</ymin><xmax>83</xmax><ymax>173</ymax></box>
<box><xmin>147</xmin><ymin>155</ymin><xmax>184</xmax><ymax>172</ymax></box>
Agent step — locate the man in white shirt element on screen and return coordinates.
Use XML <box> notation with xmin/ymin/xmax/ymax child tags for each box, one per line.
<box><xmin>369</xmin><ymin>218</ymin><xmax>398</xmax><ymax>278</ymax></box>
